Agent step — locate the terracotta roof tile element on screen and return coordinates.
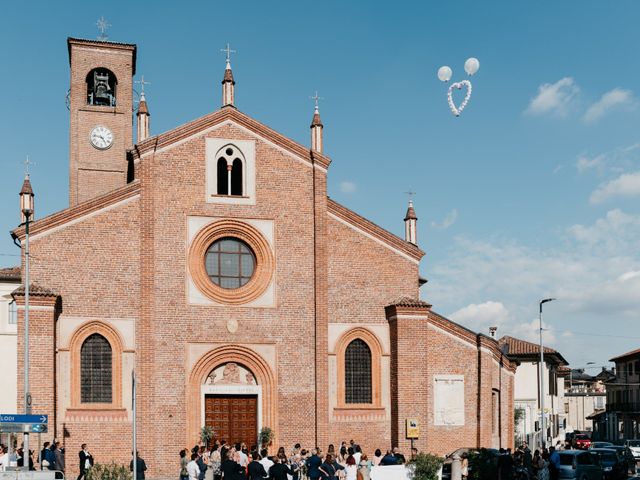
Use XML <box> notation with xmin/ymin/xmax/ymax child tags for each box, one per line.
<box><xmin>12</xmin><ymin>284</ymin><xmax>58</xmax><ymax>297</ymax></box>
<box><xmin>610</xmin><ymin>347</ymin><xmax>640</xmax><ymax>362</ymax></box>
<box><xmin>0</xmin><ymin>266</ymin><xmax>21</xmax><ymax>282</ymax></box>
<box><xmin>387</xmin><ymin>296</ymin><xmax>432</xmax><ymax>308</ymax></box>
<box><xmin>498</xmin><ymin>335</ymin><xmax>568</xmax><ymax>365</ymax></box>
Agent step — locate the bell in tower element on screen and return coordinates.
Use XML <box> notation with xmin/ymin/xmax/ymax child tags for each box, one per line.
<box><xmin>87</xmin><ymin>68</ymin><xmax>117</xmax><ymax>106</ymax></box>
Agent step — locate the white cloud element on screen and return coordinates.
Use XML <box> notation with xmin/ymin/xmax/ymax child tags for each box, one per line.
<box><xmin>525</xmin><ymin>77</ymin><xmax>579</xmax><ymax>117</ymax></box>
<box><xmin>510</xmin><ymin>318</ymin><xmax>557</xmax><ymax>345</ymax></box>
<box><xmin>576</xmin><ymin>154</ymin><xmax>605</xmax><ymax>174</ymax></box>
<box><xmin>583</xmin><ymin>88</ymin><xmax>636</xmax><ymax>123</ymax></box>
<box><xmin>339</xmin><ymin>181</ymin><xmax>357</xmax><ymax>194</ymax></box>
<box><xmin>589</xmin><ymin>171</ymin><xmax>640</xmax><ymax>204</ymax></box>
<box><xmin>427</xmin><ymin>210</ymin><xmax>640</xmax><ymax>362</ymax></box>
<box><xmin>431</xmin><ymin>209</ymin><xmax>458</xmax><ymax>230</ymax></box>
<box><xmin>449</xmin><ymin>301</ymin><xmax>510</xmax><ymax>334</ymax></box>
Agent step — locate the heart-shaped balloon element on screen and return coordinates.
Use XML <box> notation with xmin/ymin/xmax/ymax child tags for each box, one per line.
<box><xmin>447</xmin><ymin>80</ymin><xmax>472</xmax><ymax>117</ymax></box>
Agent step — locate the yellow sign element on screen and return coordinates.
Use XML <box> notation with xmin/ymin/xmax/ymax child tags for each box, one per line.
<box><xmin>406</xmin><ymin>419</ymin><xmax>419</xmax><ymax>439</ymax></box>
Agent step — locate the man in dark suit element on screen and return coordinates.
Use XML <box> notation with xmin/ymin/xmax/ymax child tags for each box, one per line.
<box><xmin>306</xmin><ymin>449</ymin><xmax>322</xmax><ymax>480</ymax></box>
<box><xmin>78</xmin><ymin>444</ymin><xmax>93</xmax><ymax>480</ymax></box>
<box><xmin>130</xmin><ymin>451</ymin><xmax>148</xmax><ymax>480</ymax></box>
<box><xmin>268</xmin><ymin>457</ymin><xmax>295</xmax><ymax>480</ymax></box>
<box><xmin>247</xmin><ymin>452</ymin><xmax>267</xmax><ymax>480</ymax></box>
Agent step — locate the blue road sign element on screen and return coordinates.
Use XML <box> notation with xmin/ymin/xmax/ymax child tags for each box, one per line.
<box><xmin>0</xmin><ymin>423</ymin><xmax>48</xmax><ymax>433</ymax></box>
<box><xmin>0</xmin><ymin>414</ymin><xmax>48</xmax><ymax>424</ymax></box>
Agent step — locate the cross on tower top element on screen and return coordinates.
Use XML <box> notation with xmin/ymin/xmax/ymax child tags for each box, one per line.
<box><xmin>135</xmin><ymin>75</ymin><xmax>151</xmax><ymax>94</ymax></box>
<box><xmin>96</xmin><ymin>16</ymin><xmax>111</xmax><ymax>41</ymax></box>
<box><xmin>310</xmin><ymin>91</ymin><xmax>324</xmax><ymax>112</ymax></box>
<box><xmin>221</xmin><ymin>43</ymin><xmax>236</xmax><ymax>67</ymax></box>
<box><xmin>404</xmin><ymin>189</ymin><xmax>416</xmax><ymax>203</ymax></box>
<box><xmin>23</xmin><ymin>156</ymin><xmax>33</xmax><ymax>176</ymax></box>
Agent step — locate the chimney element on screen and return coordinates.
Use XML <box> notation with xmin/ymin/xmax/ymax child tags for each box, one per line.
<box><xmin>489</xmin><ymin>326</ymin><xmax>498</xmax><ymax>339</ymax></box>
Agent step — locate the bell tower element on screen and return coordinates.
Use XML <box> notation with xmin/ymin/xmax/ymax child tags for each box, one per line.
<box><xmin>67</xmin><ymin>37</ymin><xmax>137</xmax><ymax>205</ymax></box>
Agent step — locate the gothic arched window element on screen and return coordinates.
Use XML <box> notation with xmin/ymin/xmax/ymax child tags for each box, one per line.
<box><xmin>231</xmin><ymin>158</ymin><xmax>243</xmax><ymax>196</ymax></box>
<box><xmin>86</xmin><ymin>68</ymin><xmax>118</xmax><ymax>106</ymax></box>
<box><xmin>215</xmin><ymin>145</ymin><xmax>244</xmax><ymax>196</ymax></box>
<box><xmin>80</xmin><ymin>333</ymin><xmax>113</xmax><ymax>403</ymax></box>
<box><xmin>344</xmin><ymin>339</ymin><xmax>372</xmax><ymax>404</ymax></box>
<box><xmin>217</xmin><ymin>158</ymin><xmax>228</xmax><ymax>195</ymax></box>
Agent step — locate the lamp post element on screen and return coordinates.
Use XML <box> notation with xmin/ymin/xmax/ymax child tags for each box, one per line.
<box><xmin>539</xmin><ymin>298</ymin><xmax>555</xmax><ymax>449</ymax></box>
<box><xmin>19</xmin><ymin>173</ymin><xmax>34</xmax><ymax>470</ymax></box>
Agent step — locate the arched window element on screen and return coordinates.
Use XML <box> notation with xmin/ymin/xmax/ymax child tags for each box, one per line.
<box><xmin>231</xmin><ymin>158</ymin><xmax>243</xmax><ymax>196</ymax></box>
<box><xmin>215</xmin><ymin>145</ymin><xmax>244</xmax><ymax>196</ymax></box>
<box><xmin>344</xmin><ymin>339</ymin><xmax>372</xmax><ymax>404</ymax></box>
<box><xmin>86</xmin><ymin>68</ymin><xmax>118</xmax><ymax>106</ymax></box>
<box><xmin>217</xmin><ymin>158</ymin><xmax>228</xmax><ymax>195</ymax></box>
<box><xmin>80</xmin><ymin>333</ymin><xmax>112</xmax><ymax>403</ymax></box>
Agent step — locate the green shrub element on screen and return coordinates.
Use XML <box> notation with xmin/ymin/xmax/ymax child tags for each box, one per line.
<box><xmin>409</xmin><ymin>452</ymin><xmax>444</xmax><ymax>480</ymax></box>
<box><xmin>85</xmin><ymin>463</ymin><xmax>131</xmax><ymax>480</ymax></box>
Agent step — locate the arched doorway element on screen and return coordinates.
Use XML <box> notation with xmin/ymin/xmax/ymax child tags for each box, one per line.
<box><xmin>203</xmin><ymin>362</ymin><xmax>260</xmax><ymax>447</ymax></box>
<box><xmin>187</xmin><ymin>345</ymin><xmax>277</xmax><ymax>447</ymax></box>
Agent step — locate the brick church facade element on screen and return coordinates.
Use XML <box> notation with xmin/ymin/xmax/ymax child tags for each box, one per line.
<box><xmin>8</xmin><ymin>36</ymin><xmax>516</xmax><ymax>477</ymax></box>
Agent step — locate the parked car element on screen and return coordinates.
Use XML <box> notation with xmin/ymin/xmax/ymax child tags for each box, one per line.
<box><xmin>625</xmin><ymin>439</ymin><xmax>640</xmax><ymax>461</ymax></box>
<box><xmin>557</xmin><ymin>450</ymin><xmax>602</xmax><ymax>479</ymax></box>
<box><xmin>440</xmin><ymin>448</ymin><xmax>499</xmax><ymax>480</ymax></box>
<box><xmin>574</xmin><ymin>434</ymin><xmax>592</xmax><ymax>450</ymax></box>
<box><xmin>589</xmin><ymin>441</ymin><xmax>614</xmax><ymax>449</ymax></box>
<box><xmin>605</xmin><ymin>445</ymin><xmax>637</xmax><ymax>475</ymax></box>
<box><xmin>588</xmin><ymin>449</ymin><xmax>625</xmax><ymax>479</ymax></box>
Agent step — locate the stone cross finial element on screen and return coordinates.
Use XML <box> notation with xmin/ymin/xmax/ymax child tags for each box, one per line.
<box><xmin>96</xmin><ymin>16</ymin><xmax>111</xmax><ymax>41</ymax></box>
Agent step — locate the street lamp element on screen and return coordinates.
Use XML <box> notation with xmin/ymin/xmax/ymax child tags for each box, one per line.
<box><xmin>539</xmin><ymin>298</ymin><xmax>556</xmax><ymax>449</ymax></box>
<box><xmin>19</xmin><ymin>173</ymin><xmax>34</xmax><ymax>470</ymax></box>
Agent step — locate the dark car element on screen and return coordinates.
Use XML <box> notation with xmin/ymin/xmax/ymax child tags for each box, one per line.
<box><xmin>605</xmin><ymin>446</ymin><xmax>637</xmax><ymax>475</ymax></box>
<box><xmin>589</xmin><ymin>449</ymin><xmax>625</xmax><ymax>479</ymax></box>
<box><xmin>441</xmin><ymin>448</ymin><xmax>499</xmax><ymax>480</ymax></box>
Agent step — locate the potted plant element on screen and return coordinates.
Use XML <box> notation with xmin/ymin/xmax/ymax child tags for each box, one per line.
<box><xmin>259</xmin><ymin>426</ymin><xmax>275</xmax><ymax>450</ymax></box>
<box><xmin>200</xmin><ymin>425</ymin><xmax>215</xmax><ymax>447</ymax></box>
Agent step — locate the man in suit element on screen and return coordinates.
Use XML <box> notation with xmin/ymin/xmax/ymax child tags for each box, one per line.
<box><xmin>306</xmin><ymin>449</ymin><xmax>322</xmax><ymax>480</ymax></box>
<box><xmin>78</xmin><ymin>444</ymin><xmax>93</xmax><ymax>480</ymax></box>
<box><xmin>247</xmin><ymin>451</ymin><xmax>267</xmax><ymax>480</ymax></box>
<box><xmin>130</xmin><ymin>451</ymin><xmax>148</xmax><ymax>480</ymax></box>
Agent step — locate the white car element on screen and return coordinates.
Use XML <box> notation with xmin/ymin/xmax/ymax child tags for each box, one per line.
<box><xmin>625</xmin><ymin>439</ymin><xmax>640</xmax><ymax>460</ymax></box>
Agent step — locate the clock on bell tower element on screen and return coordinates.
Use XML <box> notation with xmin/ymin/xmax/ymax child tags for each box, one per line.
<box><xmin>67</xmin><ymin>37</ymin><xmax>136</xmax><ymax>205</ymax></box>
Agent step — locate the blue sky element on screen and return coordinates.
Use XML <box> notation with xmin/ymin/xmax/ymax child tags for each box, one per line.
<box><xmin>1</xmin><ymin>1</ymin><xmax>639</xmax><ymax>369</ymax></box>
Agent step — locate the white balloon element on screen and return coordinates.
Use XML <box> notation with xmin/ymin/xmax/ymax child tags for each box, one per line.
<box><xmin>464</xmin><ymin>57</ymin><xmax>480</xmax><ymax>76</ymax></box>
<box><xmin>437</xmin><ymin>65</ymin><xmax>452</xmax><ymax>82</ymax></box>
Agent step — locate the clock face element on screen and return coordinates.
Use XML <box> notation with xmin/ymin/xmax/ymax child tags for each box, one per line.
<box><xmin>90</xmin><ymin>125</ymin><xmax>114</xmax><ymax>150</ymax></box>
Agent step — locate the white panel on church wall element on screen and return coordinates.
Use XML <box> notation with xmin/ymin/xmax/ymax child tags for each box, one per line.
<box><xmin>434</xmin><ymin>375</ymin><xmax>465</xmax><ymax>426</ymax></box>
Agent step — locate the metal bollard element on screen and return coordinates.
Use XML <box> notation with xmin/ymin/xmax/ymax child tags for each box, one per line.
<box><xmin>451</xmin><ymin>453</ymin><xmax>462</xmax><ymax>480</ymax></box>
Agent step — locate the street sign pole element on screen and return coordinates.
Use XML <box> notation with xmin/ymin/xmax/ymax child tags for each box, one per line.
<box><xmin>132</xmin><ymin>371</ymin><xmax>137</xmax><ymax>480</ymax></box>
